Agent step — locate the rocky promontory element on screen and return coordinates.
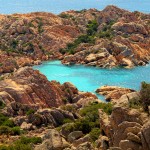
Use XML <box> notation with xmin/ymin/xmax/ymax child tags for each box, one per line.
<box><xmin>60</xmin><ymin>6</ymin><xmax>150</xmax><ymax>68</ymax></box>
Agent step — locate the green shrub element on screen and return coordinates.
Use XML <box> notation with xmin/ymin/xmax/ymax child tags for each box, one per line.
<box><xmin>60</xmin><ymin>105</ymin><xmax>76</xmax><ymax>113</ymax></box>
<box><xmin>0</xmin><ymin>126</ymin><xmax>21</xmax><ymax>135</ymax></box>
<box><xmin>63</xmin><ymin>118</ymin><xmax>73</xmax><ymax>124</ymax></box>
<box><xmin>80</xmin><ymin>102</ymin><xmax>113</xmax><ymax>116</ymax></box>
<box><xmin>26</xmin><ymin>109</ymin><xmax>35</xmax><ymax>116</ymax></box>
<box><xmin>0</xmin><ymin>145</ymin><xmax>10</xmax><ymax>150</ymax></box>
<box><xmin>2</xmin><ymin>119</ymin><xmax>14</xmax><ymax>127</ymax></box>
<box><xmin>98</xmin><ymin>21</ymin><xmax>115</xmax><ymax>39</ymax></box>
<box><xmin>87</xmin><ymin>20</ymin><xmax>98</xmax><ymax>36</ymax></box>
<box><xmin>89</xmin><ymin>128</ymin><xmax>101</xmax><ymax>141</ymax></box>
<box><xmin>59</xmin><ymin>20</ymin><xmax>98</xmax><ymax>54</ymax></box>
<box><xmin>11</xmin><ymin>143</ymin><xmax>32</xmax><ymax>150</ymax></box>
<box><xmin>0</xmin><ymin>112</ymin><xmax>14</xmax><ymax>127</ymax></box>
<box><xmin>0</xmin><ymin>126</ymin><xmax>11</xmax><ymax>135</ymax></box>
<box><xmin>11</xmin><ymin>40</ymin><xmax>18</xmax><ymax>49</ymax></box>
<box><xmin>18</xmin><ymin>136</ymin><xmax>42</xmax><ymax>145</ymax></box>
<box><xmin>0</xmin><ymin>101</ymin><xmax>5</xmax><ymax>109</ymax></box>
<box><xmin>70</xmin><ymin>102</ymin><xmax>113</xmax><ymax>134</ymax></box>
<box><xmin>129</xmin><ymin>98</ymin><xmax>141</xmax><ymax>109</ymax></box>
<box><xmin>140</xmin><ymin>82</ymin><xmax>150</xmax><ymax>112</ymax></box>
<box><xmin>74</xmin><ymin>118</ymin><xmax>92</xmax><ymax>134</ymax></box>
<box><xmin>11</xmin><ymin>126</ymin><xmax>21</xmax><ymax>135</ymax></box>
<box><xmin>58</xmin><ymin>14</ymin><xmax>73</xmax><ymax>19</ymax></box>
<box><xmin>62</xmin><ymin>123</ymin><xmax>75</xmax><ymax>132</ymax></box>
<box><xmin>0</xmin><ymin>136</ymin><xmax>42</xmax><ymax>150</ymax></box>
<box><xmin>0</xmin><ymin>114</ymin><xmax>12</xmax><ymax>126</ymax></box>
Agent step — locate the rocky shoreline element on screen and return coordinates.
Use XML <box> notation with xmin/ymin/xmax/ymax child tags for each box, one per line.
<box><xmin>0</xmin><ymin>67</ymin><xmax>149</xmax><ymax>150</ymax></box>
<box><xmin>0</xmin><ymin>5</ymin><xmax>150</xmax><ymax>150</ymax></box>
<box><xmin>0</xmin><ymin>5</ymin><xmax>150</xmax><ymax>75</ymax></box>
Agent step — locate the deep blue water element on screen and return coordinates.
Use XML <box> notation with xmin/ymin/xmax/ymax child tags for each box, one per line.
<box><xmin>33</xmin><ymin>61</ymin><xmax>150</xmax><ymax>100</ymax></box>
<box><xmin>0</xmin><ymin>0</ymin><xmax>150</xmax><ymax>15</ymax></box>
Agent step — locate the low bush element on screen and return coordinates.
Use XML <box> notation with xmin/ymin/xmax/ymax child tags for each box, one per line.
<box><xmin>98</xmin><ymin>21</ymin><xmax>115</xmax><ymax>39</ymax></box>
<box><xmin>0</xmin><ymin>114</ymin><xmax>14</xmax><ymax>127</ymax></box>
<box><xmin>11</xmin><ymin>126</ymin><xmax>21</xmax><ymax>135</ymax></box>
<box><xmin>26</xmin><ymin>109</ymin><xmax>35</xmax><ymax>116</ymax></box>
<box><xmin>0</xmin><ymin>126</ymin><xmax>11</xmax><ymax>135</ymax></box>
<box><xmin>59</xmin><ymin>20</ymin><xmax>98</xmax><ymax>54</ymax></box>
<box><xmin>72</xmin><ymin>102</ymin><xmax>112</xmax><ymax>134</ymax></box>
<box><xmin>0</xmin><ymin>126</ymin><xmax>21</xmax><ymax>135</ymax></box>
<box><xmin>0</xmin><ymin>136</ymin><xmax>42</xmax><ymax>150</ymax></box>
<box><xmin>140</xmin><ymin>82</ymin><xmax>150</xmax><ymax>112</ymax></box>
<box><xmin>87</xmin><ymin>20</ymin><xmax>98</xmax><ymax>36</ymax></box>
<box><xmin>0</xmin><ymin>101</ymin><xmax>5</xmax><ymax>109</ymax></box>
<box><xmin>89</xmin><ymin>128</ymin><xmax>101</xmax><ymax>141</ymax></box>
<box><xmin>129</xmin><ymin>98</ymin><xmax>141</xmax><ymax>109</ymax></box>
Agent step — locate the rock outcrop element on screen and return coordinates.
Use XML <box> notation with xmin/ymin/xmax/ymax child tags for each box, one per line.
<box><xmin>61</xmin><ymin>6</ymin><xmax>150</xmax><ymax>68</ymax></box>
<box><xmin>0</xmin><ymin>6</ymin><xmax>150</xmax><ymax>74</ymax></box>
<box><xmin>34</xmin><ymin>129</ymin><xmax>70</xmax><ymax>150</ymax></box>
<box><xmin>0</xmin><ymin>67</ymin><xmax>98</xmax><ymax>110</ymax></box>
<box><xmin>96</xmin><ymin>85</ymin><xmax>135</xmax><ymax>102</ymax></box>
<box><xmin>98</xmin><ymin>94</ymin><xmax>149</xmax><ymax>150</ymax></box>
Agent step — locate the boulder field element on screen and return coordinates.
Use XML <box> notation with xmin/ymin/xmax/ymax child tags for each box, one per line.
<box><xmin>0</xmin><ymin>66</ymin><xmax>149</xmax><ymax>150</ymax></box>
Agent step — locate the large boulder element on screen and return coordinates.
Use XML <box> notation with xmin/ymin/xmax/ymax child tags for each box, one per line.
<box><xmin>34</xmin><ymin>129</ymin><xmax>70</xmax><ymax>150</ymax></box>
<box><xmin>141</xmin><ymin>121</ymin><xmax>150</xmax><ymax>150</ymax></box>
<box><xmin>68</xmin><ymin>131</ymin><xmax>84</xmax><ymax>143</ymax></box>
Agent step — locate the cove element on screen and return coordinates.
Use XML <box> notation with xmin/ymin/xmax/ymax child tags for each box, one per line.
<box><xmin>33</xmin><ymin>61</ymin><xmax>150</xmax><ymax>100</ymax></box>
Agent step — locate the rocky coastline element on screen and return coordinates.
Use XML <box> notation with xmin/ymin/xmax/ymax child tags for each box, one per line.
<box><xmin>0</xmin><ymin>67</ymin><xmax>149</xmax><ymax>150</ymax></box>
<box><xmin>0</xmin><ymin>5</ymin><xmax>150</xmax><ymax>75</ymax></box>
<box><xmin>0</xmin><ymin>5</ymin><xmax>150</xmax><ymax>150</ymax></box>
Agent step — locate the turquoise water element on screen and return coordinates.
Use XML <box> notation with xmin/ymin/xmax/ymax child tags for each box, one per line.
<box><xmin>33</xmin><ymin>61</ymin><xmax>150</xmax><ymax>100</ymax></box>
<box><xmin>0</xmin><ymin>0</ymin><xmax>150</xmax><ymax>14</ymax></box>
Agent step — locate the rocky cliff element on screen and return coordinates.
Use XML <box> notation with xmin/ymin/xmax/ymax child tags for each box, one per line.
<box><xmin>0</xmin><ymin>12</ymin><xmax>80</xmax><ymax>73</ymax></box>
<box><xmin>60</xmin><ymin>6</ymin><xmax>150</xmax><ymax>68</ymax></box>
<box><xmin>0</xmin><ymin>67</ymin><xmax>97</xmax><ymax>109</ymax></box>
<box><xmin>0</xmin><ymin>5</ymin><xmax>150</xmax><ymax>74</ymax></box>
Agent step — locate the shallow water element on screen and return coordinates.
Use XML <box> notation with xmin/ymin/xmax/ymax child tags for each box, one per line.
<box><xmin>33</xmin><ymin>61</ymin><xmax>150</xmax><ymax>100</ymax></box>
<box><xmin>1</xmin><ymin>0</ymin><xmax>150</xmax><ymax>14</ymax></box>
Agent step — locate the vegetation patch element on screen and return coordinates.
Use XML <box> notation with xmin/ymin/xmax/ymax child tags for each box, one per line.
<box><xmin>98</xmin><ymin>21</ymin><xmax>115</xmax><ymax>40</ymax></box>
<box><xmin>140</xmin><ymin>82</ymin><xmax>150</xmax><ymax>112</ymax></box>
<box><xmin>59</xmin><ymin>20</ymin><xmax>98</xmax><ymax>54</ymax></box>
<box><xmin>0</xmin><ymin>136</ymin><xmax>42</xmax><ymax>150</ymax></box>
<box><xmin>61</xmin><ymin>102</ymin><xmax>112</xmax><ymax>139</ymax></box>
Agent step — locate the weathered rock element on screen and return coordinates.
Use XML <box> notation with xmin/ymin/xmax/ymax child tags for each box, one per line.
<box><xmin>109</xmin><ymin>147</ymin><xmax>121</xmax><ymax>150</ymax></box>
<box><xmin>76</xmin><ymin>142</ymin><xmax>94</xmax><ymax>150</ymax></box>
<box><xmin>96</xmin><ymin>86</ymin><xmax>135</xmax><ymax>101</ymax></box>
<box><xmin>117</xmin><ymin>92</ymin><xmax>140</xmax><ymax>106</ymax></box>
<box><xmin>60</xmin><ymin>123</ymin><xmax>75</xmax><ymax>138</ymax></box>
<box><xmin>68</xmin><ymin>131</ymin><xmax>84</xmax><ymax>143</ymax></box>
<box><xmin>119</xmin><ymin>140</ymin><xmax>143</xmax><ymax>150</ymax></box>
<box><xmin>127</xmin><ymin>132</ymin><xmax>141</xmax><ymax>143</ymax></box>
<box><xmin>98</xmin><ymin>136</ymin><xmax>109</xmax><ymax>150</ymax></box>
<box><xmin>34</xmin><ymin>129</ymin><xmax>70</xmax><ymax>150</ymax></box>
<box><xmin>110</xmin><ymin>106</ymin><xmax>147</xmax><ymax>130</ymax></box>
<box><xmin>98</xmin><ymin>109</ymin><xmax>112</xmax><ymax>139</ymax></box>
<box><xmin>20</xmin><ymin>122</ymin><xmax>33</xmax><ymax>130</ymax></box>
<box><xmin>0</xmin><ymin>67</ymin><xmax>94</xmax><ymax>111</ymax></box>
<box><xmin>73</xmin><ymin>134</ymin><xmax>91</xmax><ymax>147</ymax></box>
<box><xmin>141</xmin><ymin>121</ymin><xmax>150</xmax><ymax>150</ymax></box>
